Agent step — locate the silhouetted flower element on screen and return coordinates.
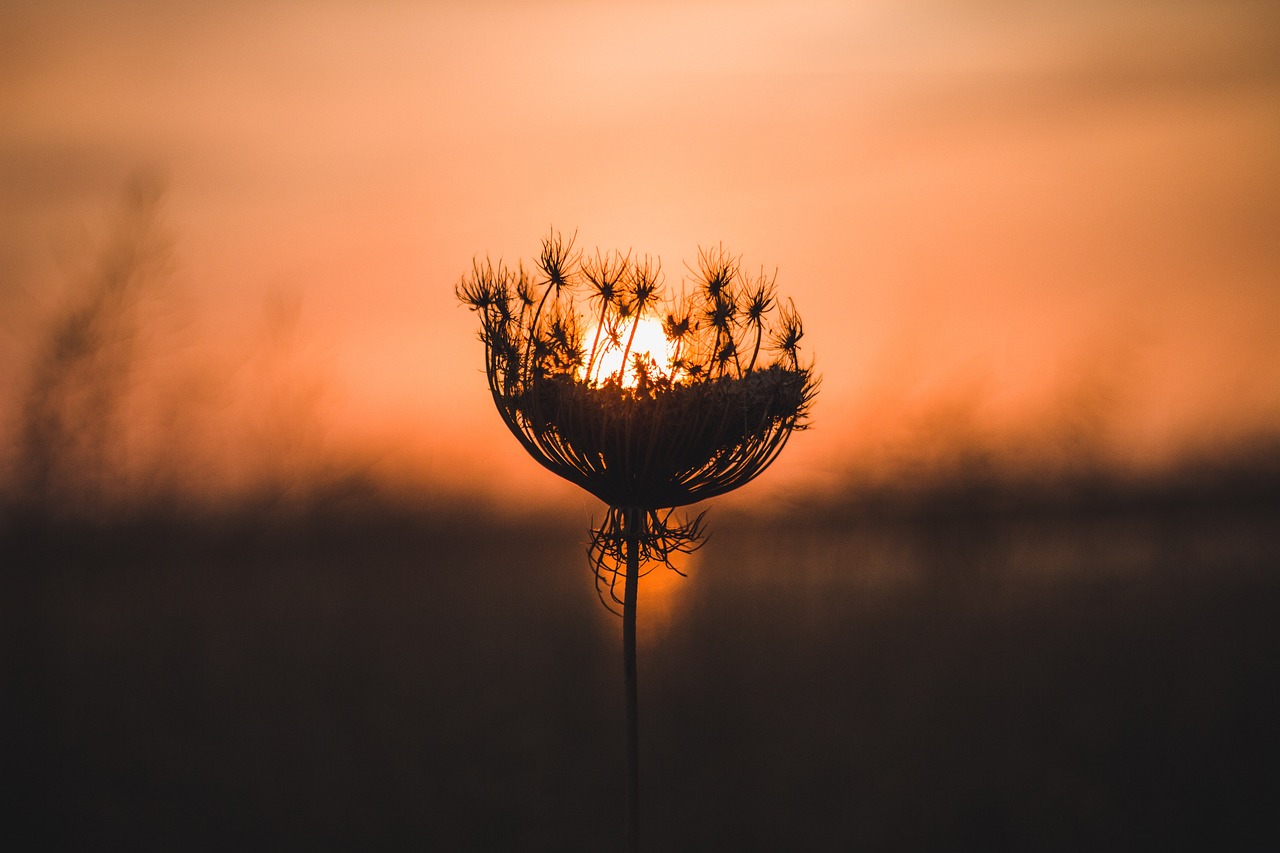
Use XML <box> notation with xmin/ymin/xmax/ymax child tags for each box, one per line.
<box><xmin>457</xmin><ymin>229</ymin><xmax>816</xmax><ymax>609</ymax></box>
<box><xmin>457</xmin><ymin>229</ymin><xmax>816</xmax><ymax>850</ymax></box>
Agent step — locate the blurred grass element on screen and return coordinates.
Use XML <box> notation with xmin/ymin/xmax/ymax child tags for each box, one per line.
<box><xmin>4</xmin><ymin>479</ymin><xmax>1279</xmax><ymax>851</ymax></box>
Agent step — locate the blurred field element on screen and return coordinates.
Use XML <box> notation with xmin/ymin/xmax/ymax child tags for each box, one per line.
<box><xmin>5</xmin><ymin>477</ymin><xmax>1279</xmax><ymax>851</ymax></box>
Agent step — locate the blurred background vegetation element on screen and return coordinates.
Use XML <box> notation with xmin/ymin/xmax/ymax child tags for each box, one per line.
<box><xmin>3</xmin><ymin>179</ymin><xmax>1278</xmax><ymax>850</ymax></box>
<box><xmin>5</xmin><ymin>1</ymin><xmax>1278</xmax><ymax>846</ymax></box>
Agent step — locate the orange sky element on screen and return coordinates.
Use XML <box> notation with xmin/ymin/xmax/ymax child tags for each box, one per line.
<box><xmin>2</xmin><ymin>0</ymin><xmax>1278</xmax><ymax>507</ymax></box>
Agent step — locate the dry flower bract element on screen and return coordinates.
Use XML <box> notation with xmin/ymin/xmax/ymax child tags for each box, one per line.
<box><xmin>457</xmin><ymin>230</ymin><xmax>816</xmax><ymax>611</ymax></box>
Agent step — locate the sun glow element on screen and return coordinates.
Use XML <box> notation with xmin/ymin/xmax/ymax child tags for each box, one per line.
<box><xmin>580</xmin><ymin>316</ymin><xmax>677</xmax><ymax>388</ymax></box>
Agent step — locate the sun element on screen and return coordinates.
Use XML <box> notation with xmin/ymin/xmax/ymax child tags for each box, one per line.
<box><xmin>580</xmin><ymin>316</ymin><xmax>676</xmax><ymax>388</ymax></box>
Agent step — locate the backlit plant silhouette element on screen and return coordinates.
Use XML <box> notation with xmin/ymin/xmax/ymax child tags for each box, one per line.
<box><xmin>457</xmin><ymin>230</ymin><xmax>815</xmax><ymax>850</ymax></box>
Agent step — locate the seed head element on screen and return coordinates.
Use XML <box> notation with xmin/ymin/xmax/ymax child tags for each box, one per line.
<box><xmin>663</xmin><ymin>311</ymin><xmax>692</xmax><ymax>341</ymax></box>
<box><xmin>583</xmin><ymin>249</ymin><xmax>628</xmax><ymax>307</ymax></box>
<box><xmin>538</xmin><ymin>228</ymin><xmax>580</xmax><ymax>293</ymax></box>
<box><xmin>628</xmin><ymin>255</ymin><xmax>663</xmax><ymax>312</ymax></box>
<box><xmin>770</xmin><ymin>297</ymin><xmax>804</xmax><ymax>367</ymax></box>
<box><xmin>694</xmin><ymin>244</ymin><xmax>739</xmax><ymax>303</ymax></box>
<box><xmin>457</xmin><ymin>231</ymin><xmax>817</xmax><ymax>613</ymax></box>
<box><xmin>744</xmin><ymin>270</ymin><xmax>777</xmax><ymax>327</ymax></box>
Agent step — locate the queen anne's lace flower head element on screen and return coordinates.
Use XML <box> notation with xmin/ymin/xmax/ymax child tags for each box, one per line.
<box><xmin>458</xmin><ymin>230</ymin><xmax>817</xmax><ymax>612</ymax></box>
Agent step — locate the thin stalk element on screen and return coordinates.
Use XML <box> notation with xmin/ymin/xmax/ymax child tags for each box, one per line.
<box><xmin>521</xmin><ymin>282</ymin><xmax>554</xmax><ymax>382</ymax></box>
<box><xmin>710</xmin><ymin>317</ymin><xmax>723</xmax><ymax>379</ymax></box>
<box><xmin>747</xmin><ymin>323</ymin><xmax>762</xmax><ymax>372</ymax></box>
<box><xmin>584</xmin><ymin>300</ymin><xmax>610</xmax><ymax>384</ymax></box>
<box><xmin>623</xmin><ymin>506</ymin><xmax>641</xmax><ymax>853</ymax></box>
<box><xmin>619</xmin><ymin>311</ymin><xmax>641</xmax><ymax>387</ymax></box>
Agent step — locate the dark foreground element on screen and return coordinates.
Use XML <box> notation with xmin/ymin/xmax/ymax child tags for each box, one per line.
<box><xmin>5</xmin><ymin>486</ymin><xmax>1279</xmax><ymax>851</ymax></box>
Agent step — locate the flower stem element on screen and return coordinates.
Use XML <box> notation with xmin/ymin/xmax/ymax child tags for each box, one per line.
<box><xmin>619</xmin><ymin>312</ymin><xmax>641</xmax><ymax>387</ymax></box>
<box><xmin>584</xmin><ymin>301</ymin><xmax>609</xmax><ymax>383</ymax></box>
<box><xmin>623</xmin><ymin>506</ymin><xmax>640</xmax><ymax>853</ymax></box>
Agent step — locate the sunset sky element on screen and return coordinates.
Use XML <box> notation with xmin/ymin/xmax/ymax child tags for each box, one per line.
<box><xmin>3</xmin><ymin>0</ymin><xmax>1278</xmax><ymax>507</ymax></box>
